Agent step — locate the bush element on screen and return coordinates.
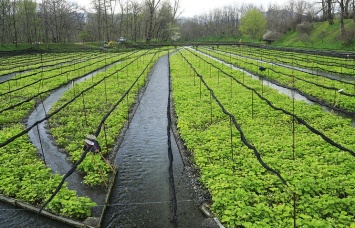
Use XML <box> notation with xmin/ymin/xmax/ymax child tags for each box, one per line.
<box><xmin>342</xmin><ymin>28</ymin><xmax>355</xmax><ymax>46</ymax></box>
<box><xmin>296</xmin><ymin>22</ymin><xmax>314</xmax><ymax>35</ymax></box>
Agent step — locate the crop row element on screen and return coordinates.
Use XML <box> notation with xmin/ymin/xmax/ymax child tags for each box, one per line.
<box><xmin>216</xmin><ymin>45</ymin><xmax>355</xmax><ymax>76</ymax></box>
<box><xmin>0</xmin><ymin>52</ymin><xmax>97</xmax><ymax>76</ymax></box>
<box><xmin>0</xmin><ymin>49</ymin><xmax>165</xmax><ymax>218</ymax></box>
<box><xmin>0</xmin><ymin>51</ymin><xmax>141</xmax><ymax>127</ymax></box>
<box><xmin>170</xmin><ymin>49</ymin><xmax>355</xmax><ymax>227</ymax></box>
<box><xmin>197</xmin><ymin>47</ymin><xmax>355</xmax><ymax>115</ymax></box>
<box><xmin>49</xmin><ymin>49</ymin><xmax>165</xmax><ymax>186</ymax></box>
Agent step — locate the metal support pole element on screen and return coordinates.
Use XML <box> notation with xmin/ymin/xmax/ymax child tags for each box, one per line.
<box><xmin>218</xmin><ymin>70</ymin><xmax>220</xmax><ymax>84</ymax></box>
<box><xmin>230</xmin><ymin>75</ymin><xmax>233</xmax><ymax>98</ymax></box>
<box><xmin>39</xmin><ymin>94</ymin><xmax>47</xmax><ymax>116</ymax></box>
<box><xmin>104</xmin><ymin>77</ymin><xmax>108</xmax><ymax>105</ymax></box>
<box><xmin>126</xmin><ymin>93</ymin><xmax>129</xmax><ymax>123</ymax></box>
<box><xmin>199</xmin><ymin>78</ymin><xmax>202</xmax><ymax>100</ymax></box>
<box><xmin>103</xmin><ymin>124</ymin><xmax>109</xmax><ymax>154</ymax></box>
<box><xmin>72</xmin><ymin>80</ymin><xmax>75</xmax><ymax>97</ymax></box>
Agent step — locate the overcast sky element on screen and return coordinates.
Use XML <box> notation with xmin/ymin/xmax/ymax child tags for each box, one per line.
<box><xmin>178</xmin><ymin>0</ymin><xmax>285</xmax><ymax>17</ymax></box>
<box><xmin>70</xmin><ymin>0</ymin><xmax>287</xmax><ymax>17</ymax></box>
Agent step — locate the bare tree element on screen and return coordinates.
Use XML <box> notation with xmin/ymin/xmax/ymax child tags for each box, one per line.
<box><xmin>130</xmin><ymin>0</ymin><xmax>142</xmax><ymax>42</ymax></box>
<box><xmin>0</xmin><ymin>0</ymin><xmax>12</xmax><ymax>45</ymax></box>
<box><xmin>144</xmin><ymin>0</ymin><xmax>161</xmax><ymax>43</ymax></box>
<box><xmin>11</xmin><ymin>0</ymin><xmax>18</xmax><ymax>46</ymax></box>
<box><xmin>326</xmin><ymin>0</ymin><xmax>334</xmax><ymax>24</ymax></box>
<box><xmin>93</xmin><ymin>0</ymin><xmax>103</xmax><ymax>41</ymax></box>
<box><xmin>338</xmin><ymin>0</ymin><xmax>346</xmax><ymax>36</ymax></box>
<box><xmin>117</xmin><ymin>0</ymin><xmax>126</xmax><ymax>38</ymax></box>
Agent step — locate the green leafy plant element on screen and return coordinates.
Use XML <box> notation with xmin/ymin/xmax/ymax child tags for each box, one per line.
<box><xmin>170</xmin><ymin>49</ymin><xmax>355</xmax><ymax>227</ymax></box>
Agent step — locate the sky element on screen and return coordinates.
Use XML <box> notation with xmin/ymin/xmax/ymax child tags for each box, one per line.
<box><xmin>178</xmin><ymin>0</ymin><xmax>285</xmax><ymax>17</ymax></box>
<box><xmin>71</xmin><ymin>0</ymin><xmax>286</xmax><ymax>18</ymax></box>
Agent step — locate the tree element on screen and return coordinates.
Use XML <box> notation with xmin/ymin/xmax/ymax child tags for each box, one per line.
<box><xmin>239</xmin><ymin>9</ymin><xmax>267</xmax><ymax>41</ymax></box>
<box><xmin>338</xmin><ymin>0</ymin><xmax>346</xmax><ymax>36</ymax></box>
<box><xmin>327</xmin><ymin>0</ymin><xmax>334</xmax><ymax>25</ymax></box>
<box><xmin>144</xmin><ymin>0</ymin><xmax>161</xmax><ymax>43</ymax></box>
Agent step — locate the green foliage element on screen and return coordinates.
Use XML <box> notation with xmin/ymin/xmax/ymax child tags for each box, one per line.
<box><xmin>47</xmin><ymin>188</ymin><xmax>97</xmax><ymax>219</ymax></box>
<box><xmin>0</xmin><ymin>50</ymin><xmax>166</xmax><ymax>218</ymax></box>
<box><xmin>79</xmin><ymin>31</ymin><xmax>90</xmax><ymax>43</ymax></box>
<box><xmin>0</xmin><ymin>125</ymin><xmax>96</xmax><ymax>219</ymax></box>
<box><xmin>240</xmin><ymin>9</ymin><xmax>267</xmax><ymax>42</ymax></box>
<box><xmin>198</xmin><ymin>46</ymin><xmax>355</xmax><ymax>113</ymax></box>
<box><xmin>170</xmin><ymin>49</ymin><xmax>355</xmax><ymax>227</ymax></box>
<box><xmin>0</xmin><ymin>43</ymin><xmax>98</xmax><ymax>52</ymax></box>
<box><xmin>49</xmin><ymin>50</ymin><xmax>167</xmax><ymax>186</ymax></box>
<box><xmin>274</xmin><ymin>19</ymin><xmax>355</xmax><ymax>50</ymax></box>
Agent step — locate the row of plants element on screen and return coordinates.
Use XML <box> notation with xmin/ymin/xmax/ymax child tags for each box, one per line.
<box><xmin>184</xmin><ymin>48</ymin><xmax>355</xmax><ymax>160</ymax></box>
<box><xmin>217</xmin><ymin>45</ymin><xmax>355</xmax><ymax>76</ymax></box>
<box><xmin>170</xmin><ymin>49</ymin><xmax>355</xmax><ymax>227</ymax></box>
<box><xmin>0</xmin><ymin>52</ymin><xmax>101</xmax><ymax>79</ymax></box>
<box><xmin>0</xmin><ymin>52</ymin><xmax>95</xmax><ymax>76</ymax></box>
<box><xmin>197</xmin><ymin>47</ymin><xmax>355</xmax><ymax>114</ymax></box>
<box><xmin>0</xmin><ymin>49</ymin><xmax>162</xmax><ymax>218</ymax></box>
<box><xmin>1</xmin><ymin>51</ymin><xmax>116</xmax><ymax>93</ymax></box>
<box><xmin>0</xmin><ymin>125</ymin><xmax>97</xmax><ymax>219</ymax></box>
<box><xmin>0</xmin><ymin>51</ymin><xmax>137</xmax><ymax>128</ymax></box>
<box><xmin>48</xmin><ymin>49</ymin><xmax>167</xmax><ymax>186</ymax></box>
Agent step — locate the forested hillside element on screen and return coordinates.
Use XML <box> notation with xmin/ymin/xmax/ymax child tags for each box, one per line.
<box><xmin>274</xmin><ymin>19</ymin><xmax>355</xmax><ymax>50</ymax></box>
<box><xmin>0</xmin><ymin>0</ymin><xmax>354</xmax><ymax>51</ymax></box>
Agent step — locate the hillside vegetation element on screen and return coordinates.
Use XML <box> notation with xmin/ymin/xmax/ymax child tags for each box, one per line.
<box><xmin>1</xmin><ymin>20</ymin><xmax>354</xmax><ymax>53</ymax></box>
<box><xmin>273</xmin><ymin>19</ymin><xmax>355</xmax><ymax>51</ymax></box>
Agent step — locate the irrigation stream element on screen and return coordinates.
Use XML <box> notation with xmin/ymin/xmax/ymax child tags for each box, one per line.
<box><xmin>0</xmin><ymin>59</ymin><xmax>81</xmax><ymax>83</ymax></box>
<box><xmin>206</xmin><ymin>47</ymin><xmax>355</xmax><ymax>82</ymax></box>
<box><xmin>194</xmin><ymin>48</ymin><xmax>355</xmax><ymax>127</ymax></box>
<box><xmin>102</xmin><ymin>55</ymin><xmax>207</xmax><ymax>227</ymax></box>
<box><xmin>0</xmin><ymin>55</ymin><xmax>210</xmax><ymax>227</ymax></box>
<box><xmin>26</xmin><ymin>65</ymin><xmax>114</xmax><ymax>216</ymax></box>
<box><xmin>0</xmin><ymin>62</ymin><xmax>120</xmax><ymax>226</ymax></box>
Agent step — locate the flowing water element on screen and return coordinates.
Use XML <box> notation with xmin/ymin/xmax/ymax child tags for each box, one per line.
<box><xmin>195</xmin><ymin>48</ymin><xmax>355</xmax><ymax>127</ymax></box>
<box><xmin>0</xmin><ymin>63</ymin><xmax>120</xmax><ymax>226</ymax></box>
<box><xmin>102</xmin><ymin>55</ymin><xmax>207</xmax><ymax>227</ymax></box>
<box><xmin>0</xmin><ymin>55</ymin><xmax>209</xmax><ymax>227</ymax></box>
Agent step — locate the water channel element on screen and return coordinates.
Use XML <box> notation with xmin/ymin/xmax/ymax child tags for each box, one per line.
<box><xmin>0</xmin><ymin>62</ymin><xmax>120</xmax><ymax>227</ymax></box>
<box><xmin>1</xmin><ymin>47</ymin><xmax>354</xmax><ymax>227</ymax></box>
<box><xmin>194</xmin><ymin>47</ymin><xmax>355</xmax><ymax>127</ymax></box>
<box><xmin>102</xmin><ymin>55</ymin><xmax>207</xmax><ymax>227</ymax></box>
<box><xmin>0</xmin><ymin>55</ymin><xmax>212</xmax><ymax>227</ymax></box>
<box><xmin>206</xmin><ymin>47</ymin><xmax>355</xmax><ymax>82</ymax></box>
